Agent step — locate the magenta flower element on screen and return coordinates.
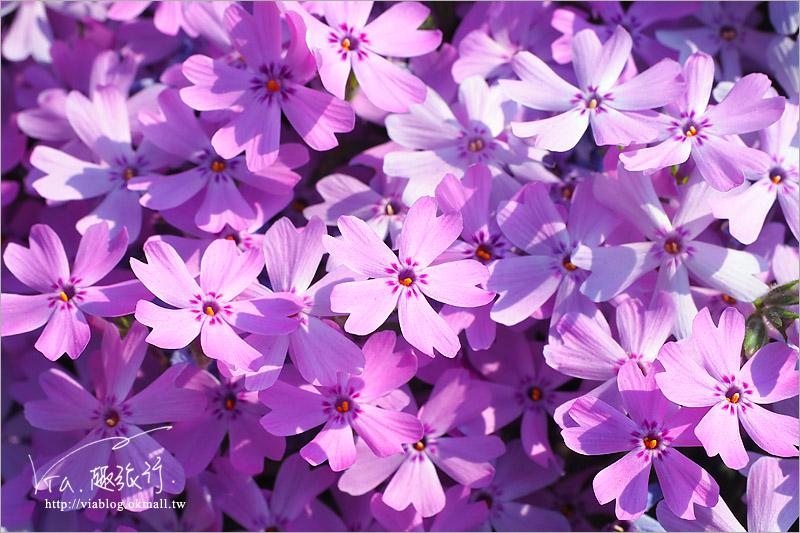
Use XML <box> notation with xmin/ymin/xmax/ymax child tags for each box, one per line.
<box><xmin>285</xmin><ymin>1</ymin><xmax>441</xmax><ymax>112</ymax></box>
<box><xmin>23</xmin><ymin>321</ymin><xmax>206</xmax><ymax>511</ymax></box>
<box><xmin>465</xmin><ymin>330</ymin><xmax>574</xmax><ymax>467</ymax></box>
<box><xmin>131</xmin><ymin>239</ymin><xmax>301</xmax><ymax>371</ymax></box>
<box><xmin>487</xmin><ymin>181</ymin><xmax>616</xmax><ymax>331</ymax></box>
<box><xmin>620</xmin><ymin>51</ymin><xmax>785</xmax><ymax>191</ymax></box>
<box><xmin>180</xmin><ymin>2</ymin><xmax>355</xmax><ymax>171</ymax></box>
<box><xmin>338</xmin><ymin>368</ymin><xmax>506</xmax><ymax>517</ymax></box>
<box><xmin>562</xmin><ymin>361</ymin><xmax>719</xmax><ymax>520</ymax></box>
<box><xmin>130</xmin><ymin>89</ymin><xmax>306</xmax><ymax>234</ymax></box>
<box><xmin>546</xmin><ymin>291</ymin><xmax>675</xmax><ymax>381</ymax></box>
<box><xmin>654</xmin><ymin>307</ymin><xmax>800</xmax><ymax>469</ymax></box>
<box><xmin>711</xmin><ymin>102</ymin><xmax>799</xmax><ymax>243</ymax></box>
<box><xmin>499</xmin><ymin>25</ymin><xmax>685</xmax><ymax>152</ymax></box>
<box><xmin>225</xmin><ymin>215</ymin><xmax>365</xmax><ymax>389</ymax></box>
<box><xmin>1</xmin><ymin>222</ymin><xmax>148</xmax><ymax>360</ymax></box>
<box><xmin>208</xmin><ymin>454</ymin><xmax>341</xmax><ymax>532</ymax></box>
<box><xmin>575</xmin><ymin>164</ymin><xmax>769</xmax><ymax>339</ymax></box>
<box><xmin>259</xmin><ymin>331</ymin><xmax>423</xmax><ymax>472</ymax></box>
<box><xmin>29</xmin><ymin>85</ymin><xmax>170</xmax><ymax>242</ymax></box>
<box><xmin>383</xmin><ymin>77</ymin><xmax>549</xmax><ymax>204</ymax></box>
<box><xmin>156</xmin><ymin>369</ymin><xmax>285</xmax><ymax>477</ymax></box>
<box><xmin>324</xmin><ymin>196</ymin><xmax>495</xmax><ymax>357</ymax></box>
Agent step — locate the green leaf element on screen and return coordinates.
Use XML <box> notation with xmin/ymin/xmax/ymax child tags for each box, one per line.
<box><xmin>743</xmin><ymin>314</ymin><xmax>768</xmax><ymax>358</ymax></box>
<box><xmin>763</xmin><ymin>280</ymin><xmax>799</xmax><ymax>307</ymax></box>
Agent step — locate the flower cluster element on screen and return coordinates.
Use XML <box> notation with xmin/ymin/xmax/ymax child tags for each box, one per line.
<box><xmin>1</xmin><ymin>2</ymin><xmax>798</xmax><ymax>532</ymax></box>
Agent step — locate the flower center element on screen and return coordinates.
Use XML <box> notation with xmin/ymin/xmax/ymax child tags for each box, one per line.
<box><xmin>414</xmin><ymin>439</ymin><xmax>426</xmax><ymax>451</ymax></box>
<box><xmin>124</xmin><ymin>168</ymin><xmax>135</xmax><ymax>181</ymax></box>
<box><xmin>467</xmin><ymin>138</ymin><xmax>484</xmax><ymax>152</ymax></box>
<box><xmin>267</xmin><ymin>79</ymin><xmax>281</xmax><ymax>92</ymax></box>
<box><xmin>58</xmin><ymin>284</ymin><xmax>76</xmax><ymax>302</ymax></box>
<box><xmin>684</xmin><ymin>125</ymin><xmax>698</xmax><ymax>137</ymax></box>
<box><xmin>104</xmin><ymin>408</ymin><xmax>120</xmax><ymax>427</ymax></box>
<box><xmin>335</xmin><ymin>399</ymin><xmax>351</xmax><ymax>413</ymax></box>
<box><xmin>559</xmin><ymin>504</ymin><xmax>575</xmax><ymax>518</ymax></box>
<box><xmin>384</xmin><ymin>199</ymin><xmax>402</xmax><ymax>216</ymax></box>
<box><xmin>224</xmin><ymin>393</ymin><xmax>237</xmax><ymax>411</ymax></box>
<box><xmin>587</xmin><ymin>98</ymin><xmax>598</xmax><ymax>109</ymax></box>
<box><xmin>721</xmin><ymin>293</ymin><xmax>737</xmax><ymax>305</ymax></box>
<box><xmin>562</xmin><ymin>255</ymin><xmax>578</xmax><ymax>271</ymax></box>
<box><xmin>211</xmin><ymin>160</ymin><xmax>226</xmax><ymax>173</ymax></box>
<box><xmin>663</xmin><ymin>237</ymin><xmax>681</xmax><ymax>255</ymax></box>
<box><xmin>476</xmin><ymin>244</ymin><xmax>492</xmax><ymax>261</ymax></box>
<box><xmin>528</xmin><ymin>387</ymin><xmax>543</xmax><ymax>402</ymax></box>
<box><xmin>397</xmin><ymin>268</ymin><xmax>416</xmax><ymax>287</ymax></box>
<box><xmin>203</xmin><ymin>300</ymin><xmax>221</xmax><ymax>317</ymax></box>
<box><xmin>643</xmin><ymin>437</ymin><xmax>658</xmax><ymax>449</ymax></box>
<box><xmin>725</xmin><ymin>387</ymin><xmax>741</xmax><ymax>403</ymax></box>
<box><xmin>720</xmin><ymin>26</ymin><xmax>737</xmax><ymax>41</ymax></box>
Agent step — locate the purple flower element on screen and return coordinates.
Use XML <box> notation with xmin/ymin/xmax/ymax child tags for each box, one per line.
<box><xmin>259</xmin><ymin>331</ymin><xmax>423</xmax><ymax>472</ymax></box>
<box><xmin>286</xmin><ymin>1</ymin><xmax>441</xmax><ymax>112</ymax></box>
<box><xmin>562</xmin><ymin>361</ymin><xmax>719</xmax><ymax>520</ymax></box>
<box><xmin>465</xmin><ymin>330</ymin><xmax>574</xmax><ymax>467</ymax></box>
<box><xmin>325</xmin><ymin>195</ymin><xmax>495</xmax><ymax>357</ymax></box>
<box><xmin>620</xmin><ymin>51</ymin><xmax>785</xmax><ymax>191</ymax></box>
<box><xmin>131</xmin><ymin>239</ymin><xmax>301</xmax><ymax>371</ymax></box>
<box><xmin>29</xmin><ymin>85</ymin><xmax>172</xmax><ymax>242</ymax></box>
<box><xmin>1</xmin><ymin>222</ymin><xmax>148</xmax><ymax>360</ymax></box>
<box><xmin>220</xmin><ymin>215</ymin><xmax>364</xmax><ymax>389</ymax></box>
<box><xmin>487</xmin><ymin>181</ymin><xmax>616</xmax><ymax>332</ymax></box>
<box><xmin>575</xmin><ymin>164</ymin><xmax>769</xmax><ymax>339</ymax></box>
<box><xmin>156</xmin><ymin>369</ymin><xmax>284</xmax><ymax>477</ymax></box>
<box><xmin>500</xmin><ymin>25</ymin><xmax>685</xmax><ymax>152</ymax></box>
<box><xmin>383</xmin><ymin>76</ymin><xmax>548</xmax><ymax>204</ymax></box>
<box><xmin>471</xmin><ymin>440</ymin><xmax>571</xmax><ymax>531</ymax></box>
<box><xmin>370</xmin><ymin>485</ymin><xmax>489</xmax><ymax>532</ymax></box>
<box><xmin>180</xmin><ymin>2</ymin><xmax>355</xmax><ymax>171</ymax></box>
<box><xmin>711</xmin><ymin>102</ymin><xmax>799</xmax><ymax>243</ymax></box>
<box><xmin>23</xmin><ymin>321</ymin><xmax>206</xmax><ymax>510</ymax></box>
<box><xmin>130</xmin><ymin>89</ymin><xmax>306</xmax><ymax>234</ymax></box>
<box><xmin>654</xmin><ymin>307</ymin><xmax>800</xmax><ymax>469</ymax></box>
<box><xmin>338</xmin><ymin>368</ymin><xmax>506</xmax><ymax>517</ymax></box>
<box><xmin>546</xmin><ymin>291</ymin><xmax>675</xmax><ymax>381</ymax></box>
<box><xmin>207</xmin><ymin>454</ymin><xmax>342</xmax><ymax>531</ymax></box>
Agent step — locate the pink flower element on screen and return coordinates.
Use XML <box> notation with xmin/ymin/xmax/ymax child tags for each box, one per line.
<box><xmin>654</xmin><ymin>307</ymin><xmax>800</xmax><ymax>469</ymax></box>
<box><xmin>180</xmin><ymin>2</ymin><xmax>355</xmax><ymax>171</ymax></box>
<box><xmin>324</xmin><ymin>196</ymin><xmax>495</xmax><ymax>357</ymax></box>
<box><xmin>131</xmin><ymin>239</ymin><xmax>301</xmax><ymax>371</ymax></box>
<box><xmin>1</xmin><ymin>222</ymin><xmax>149</xmax><ymax>360</ymax></box>
<box><xmin>259</xmin><ymin>331</ymin><xmax>423</xmax><ymax>472</ymax></box>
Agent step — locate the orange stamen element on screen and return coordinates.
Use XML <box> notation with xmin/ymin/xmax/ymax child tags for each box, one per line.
<box><xmin>685</xmin><ymin>125</ymin><xmax>697</xmax><ymax>137</ymax></box>
<box><xmin>59</xmin><ymin>291</ymin><xmax>69</xmax><ymax>302</ymax></box>
<box><xmin>399</xmin><ymin>277</ymin><xmax>413</xmax><ymax>287</ymax></box>
<box><xmin>336</xmin><ymin>400</ymin><xmax>350</xmax><ymax>413</ymax></box>
<box><xmin>727</xmin><ymin>392</ymin><xmax>740</xmax><ymax>404</ymax></box>
<box><xmin>267</xmin><ymin>79</ymin><xmax>281</xmax><ymax>92</ymax></box>
<box><xmin>212</xmin><ymin>160</ymin><xmax>226</xmax><ymax>173</ymax></box>
<box><xmin>721</xmin><ymin>294</ymin><xmax>737</xmax><ymax>305</ymax></box>
<box><xmin>341</xmin><ymin>37</ymin><xmax>351</xmax><ymax>51</ymax></box>
<box><xmin>644</xmin><ymin>438</ymin><xmax>657</xmax><ymax>449</ymax></box>
<box><xmin>771</xmin><ymin>175</ymin><xmax>782</xmax><ymax>184</ymax></box>
<box><xmin>105</xmin><ymin>415</ymin><xmax>119</xmax><ymax>427</ymax></box>
<box><xmin>476</xmin><ymin>245</ymin><xmax>491</xmax><ymax>261</ymax></box>
<box><xmin>124</xmin><ymin>168</ymin><xmax>134</xmax><ymax>181</ymax></box>
<box><xmin>414</xmin><ymin>441</ymin><xmax>425</xmax><ymax>451</ymax></box>
<box><xmin>530</xmin><ymin>388</ymin><xmax>542</xmax><ymax>402</ymax></box>
<box><xmin>225</xmin><ymin>398</ymin><xmax>236</xmax><ymax>410</ymax></box>
<box><xmin>205</xmin><ymin>306</ymin><xmax>215</xmax><ymax>316</ymax></box>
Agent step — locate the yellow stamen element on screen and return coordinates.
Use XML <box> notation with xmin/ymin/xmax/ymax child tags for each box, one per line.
<box><xmin>267</xmin><ymin>79</ymin><xmax>281</xmax><ymax>92</ymax></box>
<box><xmin>59</xmin><ymin>291</ymin><xmax>69</xmax><ymax>302</ymax></box>
<box><xmin>414</xmin><ymin>441</ymin><xmax>425</xmax><ymax>451</ymax></box>
<box><xmin>685</xmin><ymin>125</ymin><xmax>697</xmax><ymax>137</ymax></box>
<box><xmin>341</xmin><ymin>37</ymin><xmax>351</xmax><ymax>51</ymax></box>
<box><xmin>468</xmin><ymin>139</ymin><xmax>484</xmax><ymax>152</ymax></box>
<box><xmin>205</xmin><ymin>306</ymin><xmax>215</xmax><ymax>316</ymax></box>
<box><xmin>644</xmin><ymin>438</ymin><xmax>657</xmax><ymax>449</ymax></box>
<box><xmin>399</xmin><ymin>277</ymin><xmax>413</xmax><ymax>287</ymax></box>
<box><xmin>588</xmin><ymin>98</ymin><xmax>598</xmax><ymax>109</ymax></box>
<box><xmin>727</xmin><ymin>392</ymin><xmax>740</xmax><ymax>403</ymax></box>
<box><xmin>771</xmin><ymin>175</ymin><xmax>782</xmax><ymax>184</ymax></box>
<box><xmin>386</xmin><ymin>203</ymin><xmax>395</xmax><ymax>216</ymax></box>
<box><xmin>664</xmin><ymin>241</ymin><xmax>680</xmax><ymax>254</ymax></box>
<box><xmin>105</xmin><ymin>416</ymin><xmax>119</xmax><ymax>427</ymax></box>
<box><xmin>212</xmin><ymin>160</ymin><xmax>226</xmax><ymax>173</ymax></box>
<box><xmin>124</xmin><ymin>168</ymin><xmax>134</xmax><ymax>181</ymax></box>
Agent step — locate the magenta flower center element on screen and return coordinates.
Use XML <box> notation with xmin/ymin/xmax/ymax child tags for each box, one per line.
<box><xmin>397</xmin><ymin>268</ymin><xmax>416</xmax><ymax>287</ymax></box>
